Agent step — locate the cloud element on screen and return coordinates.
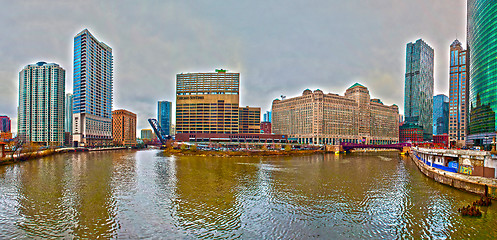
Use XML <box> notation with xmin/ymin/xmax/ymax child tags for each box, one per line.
<box><xmin>0</xmin><ymin>0</ymin><xmax>466</xmax><ymax>133</ymax></box>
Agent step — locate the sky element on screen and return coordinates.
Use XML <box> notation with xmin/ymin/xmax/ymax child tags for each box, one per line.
<box><xmin>0</xmin><ymin>0</ymin><xmax>467</xmax><ymax>133</ymax></box>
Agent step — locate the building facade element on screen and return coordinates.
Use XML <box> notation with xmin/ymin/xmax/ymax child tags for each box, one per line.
<box><xmin>272</xmin><ymin>84</ymin><xmax>399</xmax><ymax>145</ymax></box>
<box><xmin>405</xmin><ymin>39</ymin><xmax>434</xmax><ymax>141</ymax></box>
<box><xmin>263</xmin><ymin>111</ymin><xmax>272</xmax><ymax>122</ymax></box>
<box><xmin>261</xmin><ymin>122</ymin><xmax>271</xmax><ymax>134</ymax></box>
<box><xmin>72</xmin><ymin>29</ymin><xmax>113</xmax><ymax>147</ymax></box>
<box><xmin>18</xmin><ymin>62</ymin><xmax>65</xmax><ymax>145</ymax></box>
<box><xmin>176</xmin><ymin>69</ymin><xmax>240</xmax><ymax>134</ymax></box>
<box><xmin>467</xmin><ymin>1</ymin><xmax>497</xmax><ymax>147</ymax></box>
<box><xmin>239</xmin><ymin>106</ymin><xmax>261</xmax><ymax>133</ymax></box>
<box><xmin>0</xmin><ymin>116</ymin><xmax>10</xmax><ymax>133</ymax></box>
<box><xmin>399</xmin><ymin>123</ymin><xmax>424</xmax><ymax>143</ymax></box>
<box><xmin>433</xmin><ymin>94</ymin><xmax>449</xmax><ymax>135</ymax></box>
<box><xmin>64</xmin><ymin>93</ymin><xmax>73</xmax><ymax>145</ymax></box>
<box><xmin>158</xmin><ymin>101</ymin><xmax>172</xmax><ymax>136</ymax></box>
<box><xmin>140</xmin><ymin>129</ymin><xmax>155</xmax><ymax>142</ymax></box>
<box><xmin>448</xmin><ymin>39</ymin><xmax>469</xmax><ymax>145</ymax></box>
<box><xmin>112</xmin><ymin>109</ymin><xmax>137</xmax><ymax>145</ymax></box>
<box><xmin>65</xmin><ymin>93</ymin><xmax>73</xmax><ymax>133</ymax></box>
<box><xmin>433</xmin><ymin>134</ymin><xmax>449</xmax><ymax>148</ymax></box>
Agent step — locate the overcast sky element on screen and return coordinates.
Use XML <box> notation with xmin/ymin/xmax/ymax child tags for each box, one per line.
<box><xmin>0</xmin><ymin>0</ymin><xmax>466</xmax><ymax>133</ymax></box>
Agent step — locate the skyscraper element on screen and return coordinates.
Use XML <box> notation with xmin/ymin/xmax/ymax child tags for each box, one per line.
<box><xmin>404</xmin><ymin>39</ymin><xmax>434</xmax><ymax>141</ymax></box>
<box><xmin>157</xmin><ymin>101</ymin><xmax>172</xmax><ymax>136</ymax></box>
<box><xmin>72</xmin><ymin>29</ymin><xmax>113</xmax><ymax>147</ymax></box>
<box><xmin>433</xmin><ymin>94</ymin><xmax>449</xmax><ymax>136</ymax></box>
<box><xmin>263</xmin><ymin>111</ymin><xmax>272</xmax><ymax>123</ymax></box>
<box><xmin>18</xmin><ymin>62</ymin><xmax>65</xmax><ymax>145</ymax></box>
<box><xmin>467</xmin><ymin>1</ymin><xmax>497</xmax><ymax>147</ymax></box>
<box><xmin>0</xmin><ymin>116</ymin><xmax>10</xmax><ymax>133</ymax></box>
<box><xmin>65</xmin><ymin>93</ymin><xmax>73</xmax><ymax>133</ymax></box>
<box><xmin>176</xmin><ymin>69</ymin><xmax>240</xmax><ymax>134</ymax></box>
<box><xmin>448</xmin><ymin>39</ymin><xmax>469</xmax><ymax>145</ymax></box>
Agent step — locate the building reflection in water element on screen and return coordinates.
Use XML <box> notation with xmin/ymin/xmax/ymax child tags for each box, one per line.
<box><xmin>169</xmin><ymin>156</ymin><xmax>258</xmax><ymax>239</ymax></box>
<box><xmin>15</xmin><ymin>152</ymin><xmax>121</xmax><ymax>238</ymax></box>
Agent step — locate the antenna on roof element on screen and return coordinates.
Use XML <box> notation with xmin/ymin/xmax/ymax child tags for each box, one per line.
<box><xmin>281</xmin><ymin>95</ymin><xmax>286</xmax><ymax>100</ymax></box>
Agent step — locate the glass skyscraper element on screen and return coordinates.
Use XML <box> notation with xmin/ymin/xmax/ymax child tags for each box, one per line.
<box><xmin>433</xmin><ymin>94</ymin><xmax>449</xmax><ymax>136</ymax></box>
<box><xmin>18</xmin><ymin>62</ymin><xmax>65</xmax><ymax>145</ymax></box>
<box><xmin>404</xmin><ymin>39</ymin><xmax>434</xmax><ymax>141</ymax></box>
<box><xmin>448</xmin><ymin>39</ymin><xmax>468</xmax><ymax>144</ymax></box>
<box><xmin>467</xmin><ymin>1</ymin><xmax>497</xmax><ymax>147</ymax></box>
<box><xmin>72</xmin><ymin>29</ymin><xmax>113</xmax><ymax>147</ymax></box>
<box><xmin>157</xmin><ymin>101</ymin><xmax>172</xmax><ymax>136</ymax></box>
<box><xmin>65</xmin><ymin>93</ymin><xmax>73</xmax><ymax>133</ymax></box>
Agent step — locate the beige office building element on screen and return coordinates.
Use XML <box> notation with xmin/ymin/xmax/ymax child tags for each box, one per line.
<box><xmin>272</xmin><ymin>83</ymin><xmax>399</xmax><ymax>145</ymax></box>
<box><xmin>176</xmin><ymin>69</ymin><xmax>240</xmax><ymax>134</ymax></box>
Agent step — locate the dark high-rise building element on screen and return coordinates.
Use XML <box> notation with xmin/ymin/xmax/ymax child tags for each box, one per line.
<box><xmin>467</xmin><ymin>1</ymin><xmax>497</xmax><ymax>147</ymax></box>
<box><xmin>433</xmin><ymin>94</ymin><xmax>449</xmax><ymax>135</ymax></box>
<box><xmin>404</xmin><ymin>39</ymin><xmax>434</xmax><ymax>141</ymax></box>
<box><xmin>239</xmin><ymin>106</ymin><xmax>261</xmax><ymax>133</ymax></box>
<box><xmin>72</xmin><ymin>29</ymin><xmax>113</xmax><ymax>147</ymax></box>
<box><xmin>448</xmin><ymin>39</ymin><xmax>469</xmax><ymax>145</ymax></box>
<box><xmin>157</xmin><ymin>101</ymin><xmax>172</xmax><ymax>136</ymax></box>
<box><xmin>0</xmin><ymin>116</ymin><xmax>11</xmax><ymax>132</ymax></box>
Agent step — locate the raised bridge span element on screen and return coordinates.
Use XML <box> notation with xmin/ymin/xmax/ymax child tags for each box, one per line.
<box><xmin>340</xmin><ymin>142</ymin><xmax>411</xmax><ymax>152</ymax></box>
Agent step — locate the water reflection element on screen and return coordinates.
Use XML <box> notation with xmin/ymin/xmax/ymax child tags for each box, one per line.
<box><xmin>0</xmin><ymin>150</ymin><xmax>495</xmax><ymax>239</ymax></box>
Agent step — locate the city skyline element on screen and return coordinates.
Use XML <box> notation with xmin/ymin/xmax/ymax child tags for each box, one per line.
<box><xmin>0</xmin><ymin>1</ymin><xmax>466</xmax><ymax>132</ymax></box>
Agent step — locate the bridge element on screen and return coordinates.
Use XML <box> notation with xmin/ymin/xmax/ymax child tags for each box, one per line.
<box><xmin>148</xmin><ymin>118</ymin><xmax>172</xmax><ymax>146</ymax></box>
<box><xmin>340</xmin><ymin>142</ymin><xmax>411</xmax><ymax>152</ymax></box>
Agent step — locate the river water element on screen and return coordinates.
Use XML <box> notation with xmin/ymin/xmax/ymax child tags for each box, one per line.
<box><xmin>0</xmin><ymin>150</ymin><xmax>495</xmax><ymax>239</ymax></box>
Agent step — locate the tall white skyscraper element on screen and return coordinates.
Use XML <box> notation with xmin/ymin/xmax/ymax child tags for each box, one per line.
<box><xmin>18</xmin><ymin>62</ymin><xmax>65</xmax><ymax>145</ymax></box>
<box><xmin>72</xmin><ymin>29</ymin><xmax>113</xmax><ymax>147</ymax></box>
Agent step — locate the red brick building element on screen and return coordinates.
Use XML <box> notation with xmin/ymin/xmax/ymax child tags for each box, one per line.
<box><xmin>433</xmin><ymin>134</ymin><xmax>449</xmax><ymax>147</ymax></box>
<box><xmin>399</xmin><ymin>123</ymin><xmax>423</xmax><ymax>143</ymax></box>
<box><xmin>261</xmin><ymin>122</ymin><xmax>271</xmax><ymax>134</ymax></box>
<box><xmin>112</xmin><ymin>109</ymin><xmax>137</xmax><ymax>146</ymax></box>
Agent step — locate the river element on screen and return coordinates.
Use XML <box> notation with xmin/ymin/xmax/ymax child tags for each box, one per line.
<box><xmin>0</xmin><ymin>150</ymin><xmax>495</xmax><ymax>239</ymax></box>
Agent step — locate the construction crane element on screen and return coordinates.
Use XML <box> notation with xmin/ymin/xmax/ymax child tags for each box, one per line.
<box><xmin>148</xmin><ymin>118</ymin><xmax>171</xmax><ymax>146</ymax></box>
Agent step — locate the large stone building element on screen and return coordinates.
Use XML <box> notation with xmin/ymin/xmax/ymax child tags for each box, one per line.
<box><xmin>112</xmin><ymin>109</ymin><xmax>136</xmax><ymax>145</ymax></box>
<box><xmin>467</xmin><ymin>1</ymin><xmax>497</xmax><ymax>148</ymax></box>
<box><xmin>18</xmin><ymin>62</ymin><xmax>65</xmax><ymax>145</ymax></box>
<box><xmin>72</xmin><ymin>29</ymin><xmax>113</xmax><ymax>147</ymax></box>
<box><xmin>405</xmin><ymin>39</ymin><xmax>434</xmax><ymax>141</ymax></box>
<box><xmin>272</xmin><ymin>84</ymin><xmax>399</xmax><ymax>145</ymax></box>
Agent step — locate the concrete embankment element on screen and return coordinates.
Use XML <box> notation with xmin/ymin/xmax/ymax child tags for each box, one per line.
<box><xmin>0</xmin><ymin>146</ymin><xmax>134</xmax><ymax>166</ymax></box>
<box><xmin>410</xmin><ymin>152</ymin><xmax>497</xmax><ymax>199</ymax></box>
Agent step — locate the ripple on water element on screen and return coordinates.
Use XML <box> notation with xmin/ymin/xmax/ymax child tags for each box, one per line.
<box><xmin>0</xmin><ymin>151</ymin><xmax>496</xmax><ymax>239</ymax></box>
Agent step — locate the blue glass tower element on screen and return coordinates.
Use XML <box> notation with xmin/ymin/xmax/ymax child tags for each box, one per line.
<box><xmin>72</xmin><ymin>29</ymin><xmax>113</xmax><ymax>147</ymax></box>
<box><xmin>433</xmin><ymin>94</ymin><xmax>449</xmax><ymax>135</ymax></box>
<box><xmin>404</xmin><ymin>39</ymin><xmax>434</xmax><ymax>141</ymax></box>
<box><xmin>158</xmin><ymin>101</ymin><xmax>172</xmax><ymax>136</ymax></box>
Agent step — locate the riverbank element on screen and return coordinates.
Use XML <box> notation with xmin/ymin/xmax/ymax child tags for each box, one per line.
<box><xmin>409</xmin><ymin>151</ymin><xmax>497</xmax><ymax>200</ymax></box>
<box><xmin>163</xmin><ymin>148</ymin><xmax>323</xmax><ymax>157</ymax></box>
<box><xmin>0</xmin><ymin>146</ymin><xmax>137</xmax><ymax>166</ymax></box>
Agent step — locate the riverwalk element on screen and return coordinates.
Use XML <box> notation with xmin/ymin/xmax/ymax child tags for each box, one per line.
<box><xmin>411</xmin><ymin>147</ymin><xmax>497</xmax><ymax>199</ymax></box>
